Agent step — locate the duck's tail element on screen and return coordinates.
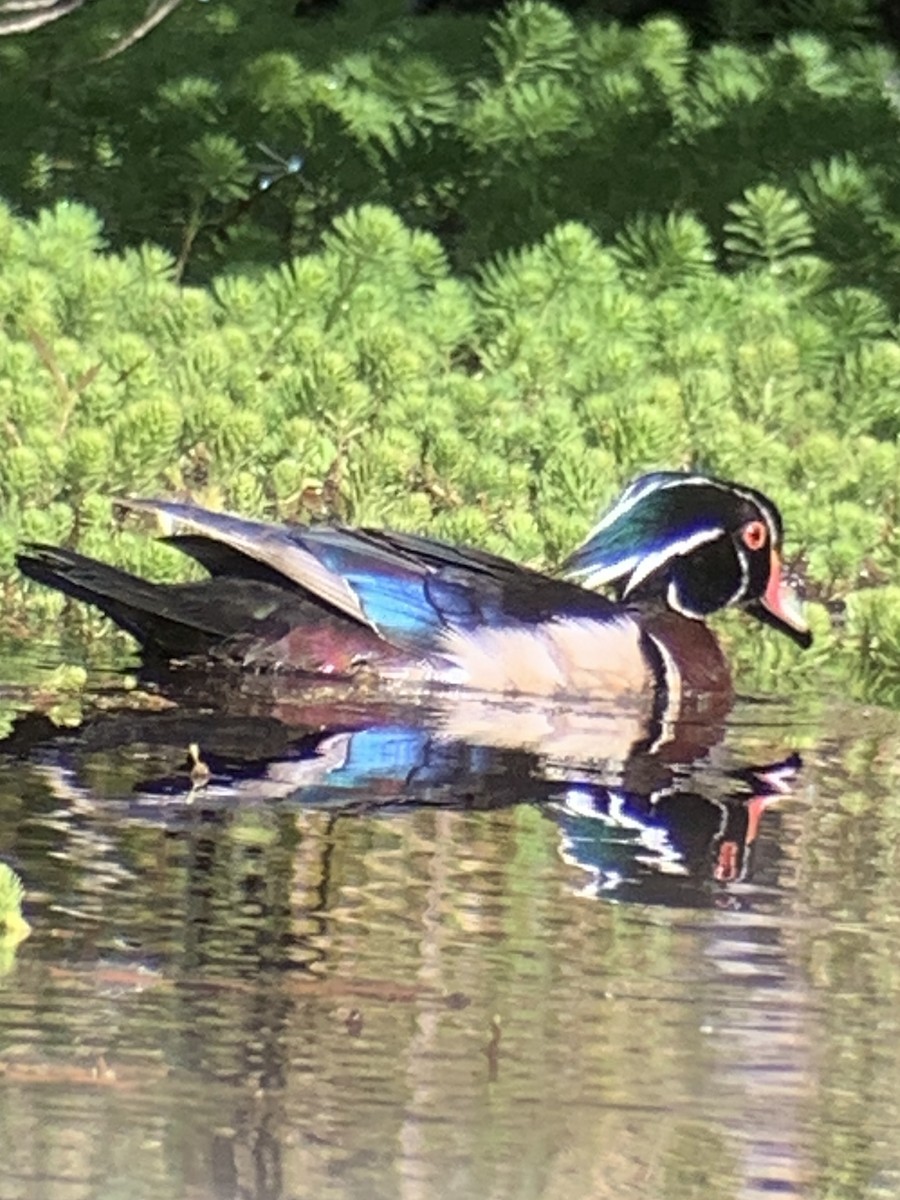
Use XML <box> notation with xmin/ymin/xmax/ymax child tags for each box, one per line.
<box><xmin>16</xmin><ymin>544</ymin><xmax>247</xmax><ymax>661</ymax></box>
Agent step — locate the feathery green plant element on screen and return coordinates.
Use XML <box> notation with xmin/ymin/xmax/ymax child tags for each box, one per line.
<box><xmin>1</xmin><ymin>1</ymin><xmax>899</xmax><ymax>295</ymax></box>
<box><xmin>1</xmin><ymin>2</ymin><xmax>899</xmax><ymax>704</ymax></box>
<box><xmin>0</xmin><ymin>862</ymin><xmax>29</xmax><ymax>972</ymax></box>
<box><xmin>0</xmin><ymin>192</ymin><xmax>898</xmax><ymax>704</ymax></box>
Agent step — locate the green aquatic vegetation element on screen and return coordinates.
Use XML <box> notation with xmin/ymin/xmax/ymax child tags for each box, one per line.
<box><xmin>845</xmin><ymin>588</ymin><xmax>900</xmax><ymax>708</ymax></box>
<box><xmin>1</xmin><ymin>0</ymin><xmax>899</xmax><ymax>705</ymax></box>
<box><xmin>1</xmin><ymin>194</ymin><xmax>898</xmax><ymax>705</ymax></box>
<box><xmin>0</xmin><ymin>862</ymin><xmax>29</xmax><ymax>971</ymax></box>
<box><xmin>0</xmin><ymin>862</ymin><xmax>26</xmax><ymax>929</ymax></box>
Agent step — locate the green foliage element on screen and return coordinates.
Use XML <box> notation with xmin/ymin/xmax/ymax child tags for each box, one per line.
<box><xmin>0</xmin><ymin>861</ymin><xmax>29</xmax><ymax>970</ymax></box>
<box><xmin>0</xmin><ymin>861</ymin><xmax>25</xmax><ymax>926</ymax></box>
<box><xmin>2</xmin><ymin>191</ymin><xmax>899</xmax><ymax>704</ymax></box>
<box><xmin>1</xmin><ymin>0</ymin><xmax>899</xmax><ymax>299</ymax></box>
<box><xmin>1</xmin><ymin>1</ymin><xmax>899</xmax><ymax>704</ymax></box>
<box><xmin>846</xmin><ymin>588</ymin><xmax>900</xmax><ymax>706</ymax></box>
<box><xmin>614</xmin><ymin>212</ymin><xmax>716</xmax><ymax>293</ymax></box>
<box><xmin>724</xmin><ymin>185</ymin><xmax>814</xmax><ymax>269</ymax></box>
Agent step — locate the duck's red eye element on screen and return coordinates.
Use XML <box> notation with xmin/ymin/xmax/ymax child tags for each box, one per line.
<box><xmin>741</xmin><ymin>520</ymin><xmax>767</xmax><ymax>552</ymax></box>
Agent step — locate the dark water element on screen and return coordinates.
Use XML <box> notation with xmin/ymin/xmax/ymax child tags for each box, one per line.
<box><xmin>1</xmin><ymin>646</ymin><xmax>899</xmax><ymax>1200</ymax></box>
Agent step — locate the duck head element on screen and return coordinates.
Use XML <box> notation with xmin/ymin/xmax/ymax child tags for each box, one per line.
<box><xmin>562</xmin><ymin>471</ymin><xmax>812</xmax><ymax>648</ymax></box>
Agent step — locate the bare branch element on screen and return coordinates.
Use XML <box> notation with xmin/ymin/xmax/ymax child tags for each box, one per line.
<box><xmin>2</xmin><ymin>0</ymin><xmax>73</xmax><ymax>11</ymax></box>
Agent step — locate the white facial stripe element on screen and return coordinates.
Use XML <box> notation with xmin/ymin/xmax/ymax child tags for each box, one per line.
<box><xmin>622</xmin><ymin>525</ymin><xmax>724</xmax><ymax>597</ymax></box>
<box><xmin>734</xmin><ymin>543</ymin><xmax>750</xmax><ymax>600</ymax></box>
<box><xmin>665</xmin><ymin>540</ymin><xmax>747</xmax><ymax>618</ymax></box>
<box><xmin>582</xmin><ymin>473</ymin><xmax>706</xmax><ymax>542</ymax></box>
<box><xmin>569</xmin><ymin>552</ymin><xmax>641</xmax><ymax>588</ymax></box>
<box><xmin>665</xmin><ymin>579</ymin><xmax>698</xmax><ymax>619</ymax></box>
<box><xmin>583</xmin><ymin>474</ymin><xmax>782</xmax><ymax>556</ymax></box>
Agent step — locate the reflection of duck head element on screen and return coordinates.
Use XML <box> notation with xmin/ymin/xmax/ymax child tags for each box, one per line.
<box><xmin>17</xmin><ymin>473</ymin><xmax>809</xmax><ymax>728</ymax></box>
<box><xmin>1</xmin><ymin>698</ymin><xmax>802</xmax><ymax>908</ymax></box>
<box><xmin>554</xmin><ymin>753</ymin><xmax>801</xmax><ymax>904</ymax></box>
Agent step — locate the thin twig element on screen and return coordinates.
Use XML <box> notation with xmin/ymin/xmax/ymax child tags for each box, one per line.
<box><xmin>94</xmin><ymin>0</ymin><xmax>184</xmax><ymax>63</ymax></box>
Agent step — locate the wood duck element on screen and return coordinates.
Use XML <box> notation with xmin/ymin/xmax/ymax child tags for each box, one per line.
<box><xmin>17</xmin><ymin>471</ymin><xmax>811</xmax><ymax>703</ymax></box>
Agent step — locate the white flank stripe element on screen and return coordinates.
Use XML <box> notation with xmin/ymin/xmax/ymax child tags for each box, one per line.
<box><xmin>643</xmin><ymin>631</ymin><xmax>682</xmax><ymax>755</ymax></box>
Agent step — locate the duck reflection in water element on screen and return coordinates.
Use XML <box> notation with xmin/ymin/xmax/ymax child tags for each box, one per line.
<box><xmin>3</xmin><ymin>685</ymin><xmax>801</xmax><ymax>907</ymax></box>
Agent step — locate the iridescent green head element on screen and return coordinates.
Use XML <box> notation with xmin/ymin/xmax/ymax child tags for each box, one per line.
<box><xmin>562</xmin><ymin>471</ymin><xmax>811</xmax><ymax>648</ymax></box>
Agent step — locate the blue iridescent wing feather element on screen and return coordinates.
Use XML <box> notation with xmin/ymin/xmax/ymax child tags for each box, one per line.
<box><xmin>138</xmin><ymin>500</ymin><xmax>619</xmax><ymax>654</ymax></box>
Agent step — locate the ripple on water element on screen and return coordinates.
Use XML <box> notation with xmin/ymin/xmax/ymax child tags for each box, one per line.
<box><xmin>0</xmin><ymin>657</ymin><xmax>899</xmax><ymax>1198</ymax></box>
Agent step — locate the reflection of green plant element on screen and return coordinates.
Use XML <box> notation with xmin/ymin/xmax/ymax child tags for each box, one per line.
<box><xmin>0</xmin><ymin>862</ymin><xmax>30</xmax><ymax>972</ymax></box>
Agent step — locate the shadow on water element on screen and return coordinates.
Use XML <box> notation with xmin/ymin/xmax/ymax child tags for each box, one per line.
<box><xmin>1</xmin><ymin>650</ymin><xmax>900</xmax><ymax>1199</ymax></box>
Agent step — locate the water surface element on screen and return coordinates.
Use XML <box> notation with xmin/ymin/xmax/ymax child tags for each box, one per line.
<box><xmin>0</xmin><ymin>644</ymin><xmax>899</xmax><ymax>1200</ymax></box>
